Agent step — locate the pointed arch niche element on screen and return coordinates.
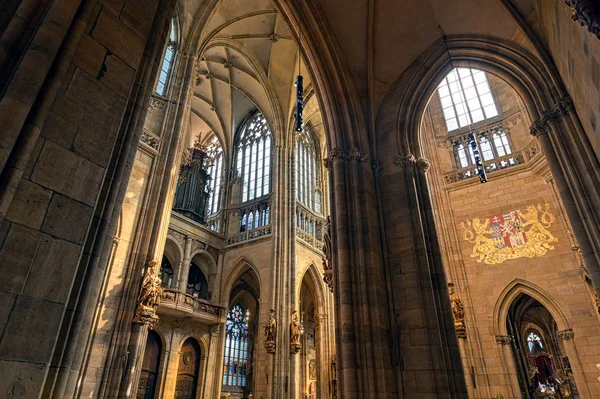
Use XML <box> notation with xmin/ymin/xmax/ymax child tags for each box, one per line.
<box><xmin>221</xmin><ymin>260</ymin><xmax>261</xmax><ymax>398</ymax></box>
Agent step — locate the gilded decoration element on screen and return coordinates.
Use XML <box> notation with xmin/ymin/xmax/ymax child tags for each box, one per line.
<box><xmin>461</xmin><ymin>204</ymin><xmax>558</xmax><ymax>265</ymax></box>
<box><xmin>290</xmin><ymin>310</ymin><xmax>302</xmax><ymax>354</ymax></box>
<box><xmin>448</xmin><ymin>283</ymin><xmax>466</xmax><ymax>339</ymax></box>
<box><xmin>133</xmin><ymin>260</ymin><xmax>162</xmax><ymax>328</ymax></box>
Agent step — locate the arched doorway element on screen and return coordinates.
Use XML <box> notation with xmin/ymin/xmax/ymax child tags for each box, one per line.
<box><xmin>507</xmin><ymin>294</ymin><xmax>578</xmax><ymax>398</ymax></box>
<box><xmin>175</xmin><ymin>338</ymin><xmax>201</xmax><ymax>399</ymax></box>
<box><xmin>138</xmin><ymin>330</ymin><xmax>162</xmax><ymax>399</ymax></box>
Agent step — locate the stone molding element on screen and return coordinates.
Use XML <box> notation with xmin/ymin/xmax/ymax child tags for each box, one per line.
<box><xmin>323</xmin><ymin>147</ymin><xmax>368</xmax><ymax>169</ymax></box>
<box><xmin>495</xmin><ymin>335</ymin><xmax>512</xmax><ymax>345</ymax></box>
<box><xmin>529</xmin><ymin>96</ymin><xmax>573</xmax><ymax>137</ymax></box>
<box><xmin>564</xmin><ymin>0</ymin><xmax>600</xmax><ymax>40</ymax></box>
<box><xmin>557</xmin><ymin>328</ymin><xmax>575</xmax><ymax>341</ymax></box>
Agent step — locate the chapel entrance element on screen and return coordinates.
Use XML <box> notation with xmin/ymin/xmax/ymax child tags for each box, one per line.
<box><xmin>507</xmin><ymin>294</ymin><xmax>578</xmax><ymax>398</ymax></box>
<box><xmin>175</xmin><ymin>338</ymin><xmax>201</xmax><ymax>399</ymax></box>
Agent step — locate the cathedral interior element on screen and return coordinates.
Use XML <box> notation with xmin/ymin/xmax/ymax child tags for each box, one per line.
<box><xmin>1</xmin><ymin>1</ymin><xmax>600</xmax><ymax>398</ymax></box>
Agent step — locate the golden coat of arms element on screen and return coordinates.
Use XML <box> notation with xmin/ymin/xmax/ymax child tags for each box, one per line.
<box><xmin>460</xmin><ymin>203</ymin><xmax>558</xmax><ymax>265</ymax></box>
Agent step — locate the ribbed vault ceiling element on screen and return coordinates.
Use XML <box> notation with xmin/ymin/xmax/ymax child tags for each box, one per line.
<box><xmin>186</xmin><ymin>0</ymin><xmax>320</xmax><ymax>157</ymax></box>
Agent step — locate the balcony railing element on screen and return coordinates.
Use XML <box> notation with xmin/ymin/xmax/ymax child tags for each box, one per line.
<box><xmin>159</xmin><ymin>288</ymin><xmax>224</xmax><ymax>320</ymax></box>
<box><xmin>443</xmin><ymin>140</ymin><xmax>540</xmax><ymax>184</ymax></box>
<box><xmin>226</xmin><ymin>225</ymin><xmax>272</xmax><ymax>245</ymax></box>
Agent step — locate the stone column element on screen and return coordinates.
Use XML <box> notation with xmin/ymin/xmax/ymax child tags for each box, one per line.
<box><xmin>178</xmin><ymin>236</ymin><xmax>193</xmax><ymax>292</ymax></box>
<box><xmin>531</xmin><ymin>119</ymin><xmax>600</xmax><ymax>290</ymax></box>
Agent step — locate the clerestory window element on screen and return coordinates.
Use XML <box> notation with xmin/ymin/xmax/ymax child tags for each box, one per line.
<box><xmin>235</xmin><ymin>112</ymin><xmax>272</xmax><ymax>203</ymax></box>
<box><xmin>206</xmin><ymin>135</ymin><xmax>223</xmax><ymax>216</ymax></box>
<box><xmin>155</xmin><ymin>18</ymin><xmax>177</xmax><ymax>96</ymax></box>
<box><xmin>437</xmin><ymin>68</ymin><xmax>498</xmax><ymax>132</ymax></box>
<box><xmin>295</xmin><ymin>129</ymin><xmax>320</xmax><ymax>212</ymax></box>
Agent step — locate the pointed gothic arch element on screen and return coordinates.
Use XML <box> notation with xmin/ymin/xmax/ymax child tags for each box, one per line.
<box><xmin>493</xmin><ymin>279</ymin><xmax>570</xmax><ymax>337</ymax></box>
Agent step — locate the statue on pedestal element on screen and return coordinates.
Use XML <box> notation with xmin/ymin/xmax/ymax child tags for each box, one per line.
<box><xmin>264</xmin><ymin>309</ymin><xmax>277</xmax><ymax>354</ymax></box>
<box><xmin>133</xmin><ymin>260</ymin><xmax>162</xmax><ymax>328</ymax></box>
<box><xmin>290</xmin><ymin>310</ymin><xmax>302</xmax><ymax>354</ymax></box>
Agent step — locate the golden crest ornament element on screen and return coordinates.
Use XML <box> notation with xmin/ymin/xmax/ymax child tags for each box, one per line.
<box><xmin>461</xmin><ymin>203</ymin><xmax>558</xmax><ymax>265</ymax></box>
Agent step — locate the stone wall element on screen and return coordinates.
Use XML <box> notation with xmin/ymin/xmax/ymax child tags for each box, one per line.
<box><xmin>422</xmin><ymin>71</ymin><xmax>600</xmax><ymax>398</ymax></box>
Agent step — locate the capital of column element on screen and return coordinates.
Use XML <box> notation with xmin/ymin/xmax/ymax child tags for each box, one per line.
<box><xmin>530</xmin><ymin>96</ymin><xmax>574</xmax><ymax>138</ymax></box>
<box><xmin>416</xmin><ymin>157</ymin><xmax>430</xmax><ymax>173</ymax></box>
<box><xmin>393</xmin><ymin>154</ymin><xmax>417</xmax><ymax>170</ymax></box>
<box><xmin>557</xmin><ymin>328</ymin><xmax>575</xmax><ymax>341</ymax></box>
<box><xmin>495</xmin><ymin>335</ymin><xmax>512</xmax><ymax>345</ymax></box>
<box><xmin>323</xmin><ymin>147</ymin><xmax>368</xmax><ymax>169</ymax></box>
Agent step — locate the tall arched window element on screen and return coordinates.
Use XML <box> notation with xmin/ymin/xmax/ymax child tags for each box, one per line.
<box><xmin>235</xmin><ymin>112</ymin><xmax>272</xmax><ymax>203</ymax></box>
<box><xmin>437</xmin><ymin>68</ymin><xmax>498</xmax><ymax>131</ymax></box>
<box><xmin>206</xmin><ymin>135</ymin><xmax>223</xmax><ymax>215</ymax></box>
<box><xmin>160</xmin><ymin>255</ymin><xmax>173</xmax><ymax>288</ymax></box>
<box><xmin>223</xmin><ymin>304</ymin><xmax>250</xmax><ymax>387</ymax></box>
<box><xmin>155</xmin><ymin>18</ymin><xmax>177</xmax><ymax>96</ymax></box>
<box><xmin>296</xmin><ymin>129</ymin><xmax>320</xmax><ymax>212</ymax></box>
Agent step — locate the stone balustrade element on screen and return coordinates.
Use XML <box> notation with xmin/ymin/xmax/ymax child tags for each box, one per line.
<box><xmin>159</xmin><ymin>288</ymin><xmax>224</xmax><ymax>322</ymax></box>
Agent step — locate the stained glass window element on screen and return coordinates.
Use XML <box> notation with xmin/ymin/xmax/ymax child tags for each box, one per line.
<box><xmin>223</xmin><ymin>305</ymin><xmax>250</xmax><ymax>387</ymax></box>
<box><xmin>527</xmin><ymin>331</ymin><xmax>543</xmax><ymax>352</ymax></box>
<box><xmin>296</xmin><ymin>129</ymin><xmax>320</xmax><ymax>212</ymax></box>
<box><xmin>437</xmin><ymin>68</ymin><xmax>498</xmax><ymax>132</ymax></box>
<box><xmin>236</xmin><ymin>112</ymin><xmax>272</xmax><ymax>203</ymax></box>
<box><xmin>156</xmin><ymin>18</ymin><xmax>177</xmax><ymax>96</ymax></box>
<box><xmin>206</xmin><ymin>135</ymin><xmax>223</xmax><ymax>216</ymax></box>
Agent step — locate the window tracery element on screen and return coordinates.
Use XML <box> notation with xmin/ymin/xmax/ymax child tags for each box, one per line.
<box><xmin>236</xmin><ymin>112</ymin><xmax>272</xmax><ymax>203</ymax></box>
<box><xmin>451</xmin><ymin>127</ymin><xmax>514</xmax><ymax>169</ymax></box>
<box><xmin>206</xmin><ymin>135</ymin><xmax>223</xmax><ymax>217</ymax></box>
<box><xmin>296</xmin><ymin>128</ymin><xmax>320</xmax><ymax>212</ymax></box>
<box><xmin>155</xmin><ymin>18</ymin><xmax>177</xmax><ymax>96</ymax></box>
<box><xmin>437</xmin><ymin>68</ymin><xmax>498</xmax><ymax>132</ymax></box>
<box><xmin>223</xmin><ymin>304</ymin><xmax>250</xmax><ymax>387</ymax></box>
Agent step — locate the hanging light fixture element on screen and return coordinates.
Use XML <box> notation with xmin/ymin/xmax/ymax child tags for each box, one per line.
<box><xmin>294</xmin><ymin>0</ymin><xmax>304</xmax><ymax>133</ymax></box>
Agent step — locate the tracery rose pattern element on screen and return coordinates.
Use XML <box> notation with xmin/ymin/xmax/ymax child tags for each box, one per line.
<box><xmin>461</xmin><ymin>204</ymin><xmax>558</xmax><ymax>265</ymax></box>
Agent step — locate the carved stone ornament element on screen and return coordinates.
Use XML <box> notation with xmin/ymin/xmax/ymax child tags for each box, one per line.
<box><xmin>290</xmin><ymin>310</ymin><xmax>302</xmax><ymax>354</ymax></box>
<box><xmin>495</xmin><ymin>335</ymin><xmax>512</xmax><ymax>345</ymax></box>
<box><xmin>323</xmin><ymin>147</ymin><xmax>368</xmax><ymax>169</ymax></box>
<box><xmin>394</xmin><ymin>154</ymin><xmax>417</xmax><ymax>170</ymax></box>
<box><xmin>140</xmin><ymin>129</ymin><xmax>160</xmax><ymax>151</ymax></box>
<box><xmin>264</xmin><ymin>309</ymin><xmax>277</xmax><ymax>354</ymax></box>
<box><xmin>448</xmin><ymin>283</ymin><xmax>466</xmax><ymax>339</ymax></box>
<box><xmin>269</xmin><ymin>33</ymin><xmax>280</xmax><ymax>43</ymax></box>
<box><xmin>558</xmin><ymin>328</ymin><xmax>575</xmax><ymax>341</ymax></box>
<box><xmin>416</xmin><ymin>157</ymin><xmax>431</xmax><ymax>173</ymax></box>
<box><xmin>148</xmin><ymin>96</ymin><xmax>167</xmax><ymax>112</ymax></box>
<box><xmin>371</xmin><ymin>159</ymin><xmax>383</xmax><ymax>175</ymax></box>
<box><xmin>133</xmin><ymin>260</ymin><xmax>162</xmax><ymax>328</ymax></box>
<box><xmin>564</xmin><ymin>0</ymin><xmax>600</xmax><ymax>40</ymax></box>
<box><xmin>529</xmin><ymin>96</ymin><xmax>574</xmax><ymax>138</ymax></box>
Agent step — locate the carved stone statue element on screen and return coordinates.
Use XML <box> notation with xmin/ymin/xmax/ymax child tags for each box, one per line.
<box><xmin>264</xmin><ymin>308</ymin><xmax>277</xmax><ymax>354</ymax></box>
<box><xmin>322</xmin><ymin>216</ymin><xmax>333</xmax><ymax>292</ymax></box>
<box><xmin>133</xmin><ymin>260</ymin><xmax>162</xmax><ymax>328</ymax></box>
<box><xmin>290</xmin><ymin>310</ymin><xmax>302</xmax><ymax>354</ymax></box>
<box><xmin>449</xmin><ymin>283</ymin><xmax>466</xmax><ymax>339</ymax></box>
